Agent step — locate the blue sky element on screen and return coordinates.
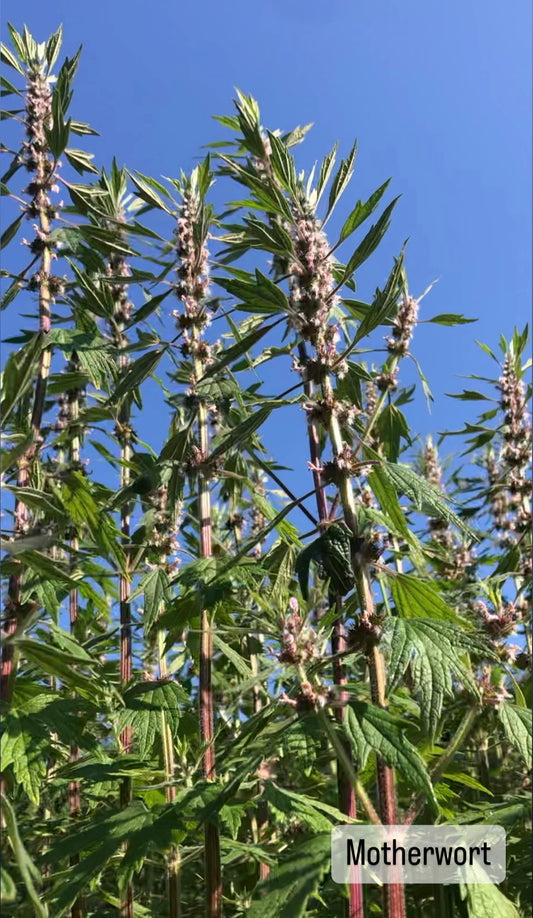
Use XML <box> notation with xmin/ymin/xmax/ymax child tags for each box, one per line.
<box><xmin>1</xmin><ymin>2</ymin><xmax>531</xmax><ymax>503</ymax></box>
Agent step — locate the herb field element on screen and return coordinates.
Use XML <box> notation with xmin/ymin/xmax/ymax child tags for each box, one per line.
<box><xmin>0</xmin><ymin>25</ymin><xmax>531</xmax><ymax>918</ymax></box>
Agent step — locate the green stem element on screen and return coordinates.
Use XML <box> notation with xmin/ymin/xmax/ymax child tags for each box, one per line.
<box><xmin>194</xmin><ymin>348</ymin><xmax>222</xmax><ymax>918</ymax></box>
<box><xmin>158</xmin><ymin>630</ymin><xmax>181</xmax><ymax>918</ymax></box>
<box><xmin>319</xmin><ymin>711</ymin><xmax>380</xmax><ymax>826</ymax></box>
<box><xmin>404</xmin><ymin>706</ymin><xmax>481</xmax><ymax>825</ymax></box>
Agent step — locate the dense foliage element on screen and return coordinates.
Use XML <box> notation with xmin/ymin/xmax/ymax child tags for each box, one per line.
<box><xmin>1</xmin><ymin>25</ymin><xmax>531</xmax><ymax>918</ymax></box>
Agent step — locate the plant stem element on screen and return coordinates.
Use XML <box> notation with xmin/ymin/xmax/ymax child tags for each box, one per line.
<box><xmin>329</xmin><ymin>404</ymin><xmax>405</xmax><ymax>918</ymax></box>
<box><xmin>109</xmin><ymin>243</ymin><xmax>135</xmax><ymax>918</ymax></box>
<box><xmin>1</xmin><ymin>66</ymin><xmax>55</xmax><ymax>710</ymax></box>
<box><xmin>68</xmin><ymin>377</ymin><xmax>84</xmax><ymax>918</ymax></box>
<box><xmin>299</xmin><ymin>342</ymin><xmax>363</xmax><ymax>918</ymax></box>
<box><xmin>319</xmin><ymin>711</ymin><xmax>380</xmax><ymax>826</ymax></box>
<box><xmin>195</xmin><ymin>351</ymin><xmax>222</xmax><ymax>918</ymax></box>
<box><xmin>158</xmin><ymin>630</ymin><xmax>181</xmax><ymax>917</ymax></box>
<box><xmin>404</xmin><ymin>706</ymin><xmax>481</xmax><ymax>826</ymax></box>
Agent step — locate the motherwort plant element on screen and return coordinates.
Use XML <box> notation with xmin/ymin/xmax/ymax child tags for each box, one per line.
<box><xmin>1</xmin><ymin>27</ymin><xmax>531</xmax><ymax>918</ymax></box>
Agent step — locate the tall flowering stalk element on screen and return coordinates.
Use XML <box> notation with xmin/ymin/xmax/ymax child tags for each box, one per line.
<box><xmin>217</xmin><ymin>95</ymin><xmax>422</xmax><ymax>917</ymax></box>
<box><xmin>244</xmin><ymin>132</ymin><xmax>364</xmax><ymax>916</ymax></box>
<box><xmin>60</xmin><ymin>357</ymin><xmax>85</xmax><ymax>918</ymax></box>
<box><xmin>288</xmin><ymin>206</ymin><xmax>363</xmax><ymax>918</ymax></box>
<box><xmin>172</xmin><ymin>165</ymin><xmax>222</xmax><ymax>918</ymax></box>
<box><xmin>1</xmin><ymin>29</ymin><xmax>69</xmax><ymax>707</ymax></box>
<box><xmin>226</xmin><ymin>103</ymin><xmax>396</xmax><ymax>914</ymax></box>
<box><xmin>496</xmin><ymin>348</ymin><xmax>532</xmax><ymax>579</ymax></box>
<box><xmin>108</xmin><ymin>212</ymin><xmax>135</xmax><ymax>918</ymax></box>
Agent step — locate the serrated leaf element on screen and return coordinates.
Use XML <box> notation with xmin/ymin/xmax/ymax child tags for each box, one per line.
<box><xmin>264</xmin><ymin>782</ymin><xmax>356</xmax><ymax>831</ymax></box>
<box><xmin>60</xmin><ymin>471</ymin><xmax>125</xmax><ymax>569</ymax></box>
<box><xmin>129</xmin><ymin>171</ymin><xmax>172</xmax><ymax>213</ymax></box>
<box><xmin>380</xmin><ymin>462</ymin><xmax>476</xmax><ymax>539</ymax></box>
<box><xmin>45</xmin><ymin>802</ymin><xmax>152</xmax><ymax>916</ymax></box>
<box><xmin>295</xmin><ymin>537</ymin><xmax>327</xmax><ymax>601</ymax></box>
<box><xmin>295</xmin><ymin>523</ymin><xmax>355</xmax><ymax>600</ymax></box>
<box><xmin>209</xmin><ymin>406</ymin><xmax>271</xmax><ymax>462</ymax></box>
<box><xmin>344</xmin><ymin>703</ymin><xmax>438</xmax><ymax>811</ymax></box>
<box><xmin>64</xmin><ymin>147</ymin><xmax>98</xmax><ymax>175</ymax></box>
<box><xmin>0</xmin><ymin>702</ymin><xmax>47</xmax><ymax>804</ymax></box>
<box><xmin>349</xmin><ymin>251</ymin><xmax>405</xmax><ymax>347</ymax></box>
<box><xmin>338</xmin><ymin>179</ymin><xmax>391</xmax><ymax>243</ymax></box>
<box><xmin>1</xmin><ymin>333</ymin><xmax>41</xmax><ymax>422</ymax></box>
<box><xmin>201</xmin><ymin>321</ymin><xmax>277</xmax><ymax>378</ymax></box>
<box><xmin>248</xmin><ymin>834</ymin><xmax>330</xmax><ymax>918</ymax></box>
<box><xmin>16</xmin><ymin>635</ymin><xmax>108</xmax><ymax>698</ymax></box>
<box><xmin>340</xmin><ymin>197</ymin><xmax>399</xmax><ymax>284</ymax></box>
<box><xmin>389</xmin><ymin>572</ymin><xmax>461</xmax><ymax>622</ymax></box>
<box><xmin>120</xmin><ymin>680</ymin><xmax>187</xmax><ymax>760</ymax></box>
<box><xmin>141</xmin><ymin>566</ymin><xmax>169</xmax><ymax>632</ymax></box>
<box><xmin>0</xmin><ymin>44</ymin><xmax>25</xmax><ymax>75</ymax></box>
<box><xmin>213</xmin><ymin>635</ymin><xmax>252</xmax><ymax>678</ymax></box>
<box><xmin>498</xmin><ymin>704</ymin><xmax>532</xmax><ymax>770</ymax></box>
<box><xmin>382</xmin><ymin>618</ymin><xmax>488</xmax><ymax>736</ymax></box>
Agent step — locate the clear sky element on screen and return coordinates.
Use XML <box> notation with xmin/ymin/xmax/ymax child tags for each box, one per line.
<box><xmin>1</xmin><ymin>2</ymin><xmax>531</xmax><ymax>492</ymax></box>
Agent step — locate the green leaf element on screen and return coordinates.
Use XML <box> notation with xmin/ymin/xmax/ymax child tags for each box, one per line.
<box><xmin>389</xmin><ymin>573</ymin><xmax>461</xmax><ymax>622</ymax></box>
<box><xmin>350</xmin><ymin>250</ymin><xmax>405</xmax><ymax>346</ymax></box>
<box><xmin>112</xmin><ymin>348</ymin><xmax>165</xmax><ymax>401</ymax></box>
<box><xmin>0</xmin><ymin>333</ymin><xmax>41</xmax><ymax>422</ymax></box>
<box><xmin>498</xmin><ymin>704</ymin><xmax>532</xmax><ymax>770</ymax></box>
<box><xmin>1</xmin><ymin>794</ymin><xmax>48</xmax><ymax>917</ymax></box>
<box><xmin>248</xmin><ymin>834</ymin><xmax>331</xmax><ymax>918</ymax></box>
<box><xmin>344</xmin><ymin>703</ymin><xmax>438</xmax><ymax>811</ymax></box>
<box><xmin>264</xmin><ymin>782</ymin><xmax>356</xmax><ymax>831</ymax></box>
<box><xmin>427</xmin><ymin>313</ymin><xmax>477</xmax><ymax>326</ymax></box>
<box><xmin>60</xmin><ymin>471</ymin><xmax>125</xmax><ymax>569</ymax></box>
<box><xmin>64</xmin><ymin>147</ymin><xmax>98</xmax><ymax>175</ymax></box>
<box><xmin>201</xmin><ymin>321</ymin><xmax>277</xmax><ymax>378</ymax></box>
<box><xmin>338</xmin><ymin>179</ymin><xmax>391</xmax><ymax>243</ymax></box>
<box><xmin>209</xmin><ymin>406</ymin><xmax>271</xmax><ymax>462</ymax></box>
<box><xmin>120</xmin><ymin>680</ymin><xmax>187</xmax><ymax>760</ymax></box>
<box><xmin>340</xmin><ymin>197</ymin><xmax>400</xmax><ymax>283</ymax></box>
<box><xmin>1</xmin><ymin>701</ymin><xmax>48</xmax><ymax>804</ymax></box>
<box><xmin>127</xmin><ymin>289</ymin><xmax>171</xmax><ymax>327</ymax></box>
<box><xmin>462</xmin><ymin>883</ymin><xmax>521</xmax><ymax>918</ymax></box>
<box><xmin>129</xmin><ymin>171</ymin><xmax>172</xmax><ymax>213</ymax></box>
<box><xmin>45</xmin><ymin>86</ymin><xmax>71</xmax><ymax>159</ymax></box>
<box><xmin>446</xmin><ymin>389</ymin><xmax>491</xmax><ymax>401</ymax></box>
<box><xmin>16</xmin><ymin>635</ymin><xmax>108</xmax><ymax>698</ymax></box>
<box><xmin>266</xmin><ymin>130</ymin><xmax>297</xmax><ymax>193</ymax></box>
<box><xmin>316</xmin><ymin>142</ymin><xmax>338</xmax><ymax>202</ymax></box>
<box><xmin>1</xmin><ymin>866</ymin><xmax>16</xmax><ymax>902</ymax></box>
<box><xmin>0</xmin><ymin>213</ymin><xmax>23</xmax><ymax>248</ymax></box>
<box><xmin>141</xmin><ymin>567</ymin><xmax>169</xmax><ymax>632</ymax></box>
<box><xmin>380</xmin><ymin>462</ymin><xmax>476</xmax><ymax>539</ymax></box>
<box><xmin>367</xmin><ymin>465</ymin><xmax>409</xmax><ymax>538</ymax></box>
<box><xmin>1</xmin><ymin>277</ymin><xmax>23</xmax><ymax>311</ymax></box>
<box><xmin>0</xmin><ymin>43</ymin><xmax>26</xmax><ymax>74</ymax></box>
<box><xmin>326</xmin><ymin>141</ymin><xmax>357</xmax><ymax>220</ymax></box>
<box><xmin>376</xmin><ymin>404</ymin><xmax>411</xmax><ymax>462</ymax></box>
<box><xmin>295</xmin><ymin>523</ymin><xmax>355</xmax><ymax>600</ymax></box>
<box><xmin>46</xmin><ymin>802</ymin><xmax>152</xmax><ymax>916</ymax></box>
<box><xmin>217</xmin><ymin>273</ymin><xmax>288</xmax><ymax>315</ymax></box>
<box><xmin>382</xmin><ymin>618</ymin><xmax>488</xmax><ymax>736</ymax></box>
<box><xmin>213</xmin><ymin>635</ymin><xmax>252</xmax><ymax>678</ymax></box>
